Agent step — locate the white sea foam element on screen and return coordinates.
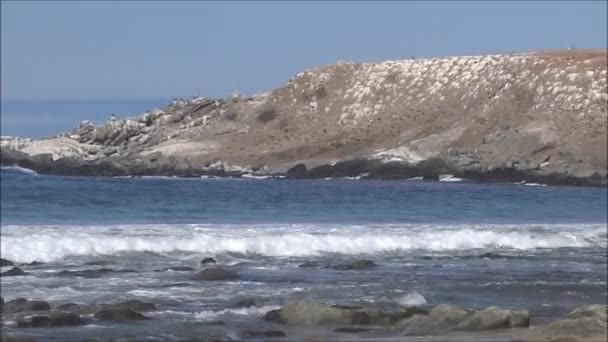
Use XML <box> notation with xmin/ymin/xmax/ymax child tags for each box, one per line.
<box><xmin>1</xmin><ymin>165</ymin><xmax>38</xmax><ymax>176</ymax></box>
<box><xmin>0</xmin><ymin>223</ymin><xmax>605</xmax><ymax>263</ymax></box>
<box><xmin>194</xmin><ymin>305</ymin><xmax>280</xmax><ymax>320</ymax></box>
<box><xmin>397</xmin><ymin>291</ymin><xmax>427</xmax><ymax>307</ymax></box>
<box><xmin>524</xmin><ymin>183</ymin><xmax>548</xmax><ymax>187</ymax></box>
<box><xmin>439</xmin><ymin>174</ymin><xmax>464</xmax><ymax>182</ymax></box>
<box><xmin>241</xmin><ymin>174</ymin><xmax>272</xmax><ymax>180</ymax></box>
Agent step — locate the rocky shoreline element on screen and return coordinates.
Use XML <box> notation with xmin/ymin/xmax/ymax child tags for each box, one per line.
<box><xmin>1</xmin><ymin>50</ymin><xmax>607</xmax><ymax>186</ymax></box>
<box><xmin>1</xmin><ymin>150</ymin><xmax>606</xmax><ymax>187</ymax></box>
<box><xmin>1</xmin><ymin>256</ymin><xmax>607</xmax><ymax>341</ymax></box>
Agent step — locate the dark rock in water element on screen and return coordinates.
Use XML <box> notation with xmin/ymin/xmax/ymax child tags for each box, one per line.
<box><xmin>201</xmin><ymin>320</ymin><xmax>225</xmax><ymax>326</ymax></box>
<box><xmin>286</xmin><ymin>163</ymin><xmax>308</xmax><ymax>179</ymax></box>
<box><xmin>157</xmin><ymin>266</ymin><xmax>195</xmax><ymax>272</ymax></box>
<box><xmin>84</xmin><ymin>260</ymin><xmax>113</xmax><ymax>266</ymax></box>
<box><xmin>192</xmin><ymin>268</ymin><xmax>238</xmax><ymax>281</ymax></box>
<box><xmin>159</xmin><ymin>282</ymin><xmax>190</xmax><ymax>288</ymax></box>
<box><xmin>55</xmin><ymin>268</ymin><xmax>136</xmax><ymax>278</ymax></box>
<box><xmin>263</xmin><ymin>309</ymin><xmax>285</xmax><ymax>323</ymax></box>
<box><xmin>2</xmin><ymin>298</ymin><xmax>51</xmax><ymax>314</ymax></box>
<box><xmin>231</xmin><ymin>298</ymin><xmax>259</xmax><ymax>308</ymax></box>
<box><xmin>94</xmin><ymin>308</ymin><xmax>150</xmax><ymax>322</ymax></box>
<box><xmin>334</xmin><ymin>327</ymin><xmax>372</xmax><ymax>333</ymax></box>
<box><xmin>200</xmin><ymin>257</ymin><xmax>217</xmax><ymax>266</ymax></box>
<box><xmin>297</xmin><ymin>261</ymin><xmax>324</xmax><ymax>268</ymax></box>
<box><xmin>0</xmin><ymin>258</ymin><xmax>14</xmax><ymax>266</ymax></box>
<box><xmin>56</xmin><ymin>303</ymin><xmax>81</xmax><ymax>311</ymax></box>
<box><xmin>331</xmin><ymin>260</ymin><xmax>376</xmax><ymax>270</ymax></box>
<box><xmin>1</xmin><ymin>296</ymin><xmax>4</xmax><ymax>306</ymax></box>
<box><xmin>351</xmin><ymin>260</ymin><xmax>376</xmax><ymax>269</ymax></box>
<box><xmin>17</xmin><ymin>313</ymin><xmax>85</xmax><ymax>328</ymax></box>
<box><xmin>1</xmin><ymin>267</ymin><xmax>29</xmax><ymax>277</ymax></box>
<box><xmin>242</xmin><ymin>330</ymin><xmax>286</xmax><ymax>338</ymax></box>
<box><xmin>102</xmin><ymin>300</ymin><xmax>156</xmax><ymax>312</ymax></box>
<box><xmin>25</xmin><ymin>261</ymin><xmax>44</xmax><ymax>266</ymax></box>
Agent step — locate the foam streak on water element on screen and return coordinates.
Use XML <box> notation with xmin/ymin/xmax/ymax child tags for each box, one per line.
<box><xmin>1</xmin><ymin>223</ymin><xmax>605</xmax><ymax>263</ymax></box>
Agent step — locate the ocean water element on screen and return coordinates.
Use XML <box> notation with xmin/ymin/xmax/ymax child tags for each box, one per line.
<box><xmin>1</xmin><ymin>167</ymin><xmax>607</xmax><ymax>341</ymax></box>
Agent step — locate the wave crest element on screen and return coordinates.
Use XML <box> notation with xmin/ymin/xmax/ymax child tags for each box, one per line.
<box><xmin>0</xmin><ymin>224</ymin><xmax>605</xmax><ymax>263</ymax></box>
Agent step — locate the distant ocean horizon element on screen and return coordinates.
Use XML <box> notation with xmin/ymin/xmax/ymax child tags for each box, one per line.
<box><xmin>0</xmin><ymin>98</ymin><xmax>174</xmax><ymax>138</ymax></box>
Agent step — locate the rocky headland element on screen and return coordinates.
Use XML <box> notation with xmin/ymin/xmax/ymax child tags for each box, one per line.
<box><xmin>2</xmin><ymin>50</ymin><xmax>607</xmax><ymax>185</ymax></box>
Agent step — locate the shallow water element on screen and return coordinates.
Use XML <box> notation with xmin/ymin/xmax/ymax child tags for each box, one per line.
<box><xmin>1</xmin><ymin>168</ymin><xmax>606</xmax><ymax>341</ymax></box>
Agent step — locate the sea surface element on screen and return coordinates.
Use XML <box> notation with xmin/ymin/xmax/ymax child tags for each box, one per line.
<box><xmin>1</xmin><ymin>167</ymin><xmax>607</xmax><ymax>341</ymax></box>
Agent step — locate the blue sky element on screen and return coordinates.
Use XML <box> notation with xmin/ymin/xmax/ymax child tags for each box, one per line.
<box><xmin>1</xmin><ymin>1</ymin><xmax>606</xmax><ymax>137</ymax></box>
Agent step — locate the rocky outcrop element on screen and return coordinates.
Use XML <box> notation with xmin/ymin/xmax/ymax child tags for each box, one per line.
<box><xmin>2</xmin><ymin>50</ymin><xmax>606</xmax><ymax>186</ymax></box>
<box><xmin>531</xmin><ymin>304</ymin><xmax>607</xmax><ymax>337</ymax></box>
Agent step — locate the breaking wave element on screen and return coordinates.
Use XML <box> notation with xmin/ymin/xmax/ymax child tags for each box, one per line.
<box><xmin>0</xmin><ymin>223</ymin><xmax>605</xmax><ymax>263</ymax></box>
<box><xmin>1</xmin><ymin>165</ymin><xmax>38</xmax><ymax>176</ymax></box>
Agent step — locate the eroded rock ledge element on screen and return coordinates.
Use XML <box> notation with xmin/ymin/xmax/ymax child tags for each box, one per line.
<box><xmin>2</xmin><ymin>50</ymin><xmax>606</xmax><ymax>186</ymax></box>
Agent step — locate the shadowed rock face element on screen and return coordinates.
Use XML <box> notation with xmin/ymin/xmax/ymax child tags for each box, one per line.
<box><xmin>1</xmin><ymin>50</ymin><xmax>606</xmax><ymax>186</ymax></box>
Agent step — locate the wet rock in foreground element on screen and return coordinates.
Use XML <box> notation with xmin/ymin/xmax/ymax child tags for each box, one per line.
<box><xmin>263</xmin><ymin>301</ymin><xmax>370</xmax><ymax>326</ymax></box>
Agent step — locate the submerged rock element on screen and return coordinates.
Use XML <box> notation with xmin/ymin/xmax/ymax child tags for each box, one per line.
<box><xmin>55</xmin><ymin>268</ymin><xmax>136</xmax><ymax>278</ymax></box>
<box><xmin>2</xmin><ymin>298</ymin><xmax>51</xmax><ymax>314</ymax></box>
<box><xmin>242</xmin><ymin>330</ymin><xmax>286</xmax><ymax>338</ymax></box>
<box><xmin>94</xmin><ymin>308</ymin><xmax>150</xmax><ymax>322</ymax></box>
<box><xmin>231</xmin><ymin>297</ymin><xmax>260</xmax><ymax>308</ymax></box>
<box><xmin>297</xmin><ymin>261</ymin><xmax>324</xmax><ymax>268</ymax></box>
<box><xmin>200</xmin><ymin>257</ymin><xmax>217</xmax><ymax>266</ymax></box>
<box><xmin>101</xmin><ymin>300</ymin><xmax>156</xmax><ymax>312</ymax></box>
<box><xmin>24</xmin><ymin>261</ymin><xmax>44</xmax><ymax>266</ymax></box>
<box><xmin>1</xmin><ymin>267</ymin><xmax>28</xmax><ymax>277</ymax></box>
<box><xmin>17</xmin><ymin>313</ymin><xmax>85</xmax><ymax>328</ymax></box>
<box><xmin>192</xmin><ymin>268</ymin><xmax>238</xmax><ymax>281</ymax></box>
<box><xmin>330</xmin><ymin>259</ymin><xmax>376</xmax><ymax>270</ymax></box>
<box><xmin>56</xmin><ymin>303</ymin><xmax>81</xmax><ymax>311</ymax></box>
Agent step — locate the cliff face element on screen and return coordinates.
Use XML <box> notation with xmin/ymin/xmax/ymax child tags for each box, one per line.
<box><xmin>2</xmin><ymin>50</ymin><xmax>607</xmax><ymax>185</ymax></box>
